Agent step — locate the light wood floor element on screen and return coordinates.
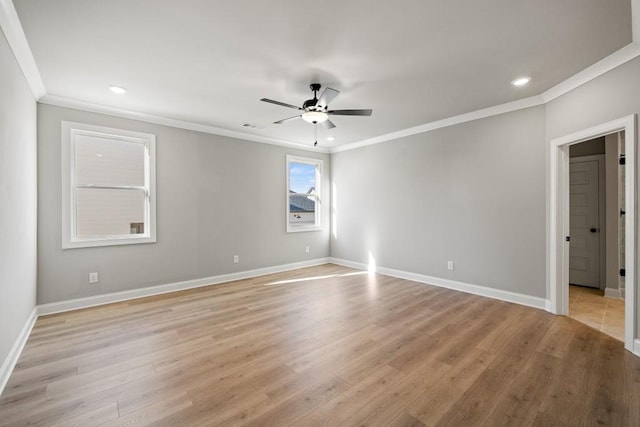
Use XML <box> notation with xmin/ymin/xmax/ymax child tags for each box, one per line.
<box><xmin>569</xmin><ymin>285</ymin><xmax>625</xmax><ymax>341</ymax></box>
<box><xmin>1</xmin><ymin>264</ymin><xmax>639</xmax><ymax>426</ymax></box>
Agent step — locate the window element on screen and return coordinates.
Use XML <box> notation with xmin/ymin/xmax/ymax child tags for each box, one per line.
<box><xmin>286</xmin><ymin>155</ymin><xmax>323</xmax><ymax>232</ymax></box>
<box><xmin>61</xmin><ymin>121</ymin><xmax>156</xmax><ymax>248</ymax></box>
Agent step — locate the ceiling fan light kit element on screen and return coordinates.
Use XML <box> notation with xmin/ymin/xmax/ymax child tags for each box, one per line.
<box><xmin>301</xmin><ymin>111</ymin><xmax>328</xmax><ymax>124</ymax></box>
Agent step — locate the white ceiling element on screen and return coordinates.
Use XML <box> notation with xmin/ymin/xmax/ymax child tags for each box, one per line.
<box><xmin>13</xmin><ymin>0</ymin><xmax>632</xmax><ymax>148</ymax></box>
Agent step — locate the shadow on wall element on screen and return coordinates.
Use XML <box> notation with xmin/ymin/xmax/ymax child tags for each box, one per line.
<box><xmin>332</xmin><ymin>181</ymin><xmax>338</xmax><ymax>240</ymax></box>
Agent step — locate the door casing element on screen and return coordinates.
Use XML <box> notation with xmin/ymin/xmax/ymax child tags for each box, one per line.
<box><xmin>549</xmin><ymin>114</ymin><xmax>637</xmax><ymax>354</ymax></box>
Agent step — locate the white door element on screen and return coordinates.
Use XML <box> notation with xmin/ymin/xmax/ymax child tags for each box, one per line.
<box><xmin>569</xmin><ymin>159</ymin><xmax>601</xmax><ymax>288</ymax></box>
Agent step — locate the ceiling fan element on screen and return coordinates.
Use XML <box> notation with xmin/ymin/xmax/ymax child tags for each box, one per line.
<box><xmin>260</xmin><ymin>84</ymin><xmax>372</xmax><ymax>144</ymax></box>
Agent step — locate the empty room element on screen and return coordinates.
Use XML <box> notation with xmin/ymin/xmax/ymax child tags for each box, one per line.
<box><xmin>2</xmin><ymin>1</ymin><xmax>640</xmax><ymax>426</ymax></box>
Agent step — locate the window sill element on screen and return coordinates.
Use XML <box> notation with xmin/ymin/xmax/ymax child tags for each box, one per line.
<box><xmin>62</xmin><ymin>235</ymin><xmax>156</xmax><ymax>249</ymax></box>
<box><xmin>286</xmin><ymin>226</ymin><xmax>323</xmax><ymax>233</ymax></box>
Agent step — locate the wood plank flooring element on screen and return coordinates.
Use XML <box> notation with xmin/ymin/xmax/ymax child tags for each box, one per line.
<box><xmin>1</xmin><ymin>264</ymin><xmax>639</xmax><ymax>426</ymax></box>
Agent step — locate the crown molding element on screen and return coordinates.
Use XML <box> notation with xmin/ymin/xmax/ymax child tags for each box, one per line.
<box><xmin>40</xmin><ymin>95</ymin><xmax>330</xmax><ymax>153</ymax></box>
<box><xmin>0</xmin><ymin>0</ymin><xmax>45</xmax><ymax>99</ymax></box>
<box><xmin>541</xmin><ymin>42</ymin><xmax>640</xmax><ymax>103</ymax></box>
<box><xmin>330</xmin><ymin>95</ymin><xmax>545</xmax><ymax>153</ymax></box>
<box><xmin>332</xmin><ymin>42</ymin><xmax>640</xmax><ymax>154</ymax></box>
<box><xmin>3</xmin><ymin>0</ymin><xmax>639</xmax><ymax>154</ymax></box>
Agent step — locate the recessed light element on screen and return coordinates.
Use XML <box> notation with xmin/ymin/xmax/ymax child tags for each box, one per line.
<box><xmin>326</xmin><ymin>136</ymin><xmax>335</xmax><ymax>142</ymax></box>
<box><xmin>109</xmin><ymin>85</ymin><xmax>127</xmax><ymax>94</ymax></box>
<box><xmin>511</xmin><ymin>76</ymin><xmax>531</xmax><ymax>87</ymax></box>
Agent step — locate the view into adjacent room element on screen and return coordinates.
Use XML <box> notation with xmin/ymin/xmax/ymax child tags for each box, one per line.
<box><xmin>568</xmin><ymin>133</ymin><xmax>625</xmax><ymax>341</ymax></box>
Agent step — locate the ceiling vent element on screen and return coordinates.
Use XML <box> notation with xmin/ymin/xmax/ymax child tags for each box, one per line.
<box><xmin>240</xmin><ymin>122</ymin><xmax>264</xmax><ymax>129</ymax></box>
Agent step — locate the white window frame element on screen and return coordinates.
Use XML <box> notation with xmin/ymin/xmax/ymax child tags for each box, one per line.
<box><xmin>286</xmin><ymin>155</ymin><xmax>323</xmax><ymax>233</ymax></box>
<box><xmin>61</xmin><ymin>121</ymin><xmax>157</xmax><ymax>249</ymax></box>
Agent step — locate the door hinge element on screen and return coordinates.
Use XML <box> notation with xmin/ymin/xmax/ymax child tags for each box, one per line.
<box><xmin>565</xmin><ymin>236</ymin><xmax>571</xmax><ymax>242</ymax></box>
<box><xmin>620</xmin><ymin>268</ymin><xmax>626</xmax><ymax>277</ymax></box>
<box><xmin>619</xmin><ymin>155</ymin><xmax>626</xmax><ymax>165</ymax></box>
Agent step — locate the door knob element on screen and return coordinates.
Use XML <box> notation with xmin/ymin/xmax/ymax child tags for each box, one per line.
<box><xmin>590</xmin><ymin>228</ymin><xmax>598</xmax><ymax>233</ymax></box>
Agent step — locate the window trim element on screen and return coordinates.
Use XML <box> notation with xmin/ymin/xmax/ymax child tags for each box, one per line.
<box><xmin>61</xmin><ymin>121</ymin><xmax>157</xmax><ymax>249</ymax></box>
<box><xmin>286</xmin><ymin>155</ymin><xmax>323</xmax><ymax>233</ymax></box>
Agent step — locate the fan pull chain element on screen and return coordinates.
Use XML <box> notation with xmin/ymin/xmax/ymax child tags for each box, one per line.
<box><xmin>314</xmin><ymin>125</ymin><xmax>318</xmax><ymax>146</ymax></box>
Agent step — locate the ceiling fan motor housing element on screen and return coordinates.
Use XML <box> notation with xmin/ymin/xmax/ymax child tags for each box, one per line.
<box><xmin>303</xmin><ymin>83</ymin><xmax>325</xmax><ymax>111</ymax></box>
<box><xmin>303</xmin><ymin>98</ymin><xmax>320</xmax><ymax>110</ymax></box>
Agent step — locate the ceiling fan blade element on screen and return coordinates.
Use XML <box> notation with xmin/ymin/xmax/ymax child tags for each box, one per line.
<box><xmin>273</xmin><ymin>115</ymin><xmax>301</xmax><ymax>124</ymax></box>
<box><xmin>327</xmin><ymin>109</ymin><xmax>373</xmax><ymax>116</ymax></box>
<box><xmin>321</xmin><ymin>119</ymin><xmax>336</xmax><ymax>129</ymax></box>
<box><xmin>317</xmin><ymin>87</ymin><xmax>340</xmax><ymax>109</ymax></box>
<box><xmin>261</xmin><ymin>98</ymin><xmax>302</xmax><ymax>110</ymax></box>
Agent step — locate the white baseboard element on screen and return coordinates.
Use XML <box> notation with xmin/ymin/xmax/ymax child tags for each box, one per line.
<box><xmin>0</xmin><ymin>307</ymin><xmax>38</xmax><ymax>397</ymax></box>
<box><xmin>329</xmin><ymin>257</ymin><xmax>548</xmax><ymax>310</ymax></box>
<box><xmin>328</xmin><ymin>257</ymin><xmax>372</xmax><ymax>272</ymax></box>
<box><xmin>634</xmin><ymin>339</ymin><xmax>640</xmax><ymax>358</ymax></box>
<box><xmin>38</xmin><ymin>258</ymin><xmax>330</xmax><ymax>316</ymax></box>
<box><xmin>604</xmin><ymin>288</ymin><xmax>623</xmax><ymax>299</ymax></box>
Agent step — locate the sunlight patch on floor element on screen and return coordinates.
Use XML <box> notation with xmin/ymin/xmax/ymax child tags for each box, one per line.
<box><xmin>264</xmin><ymin>270</ymin><xmax>368</xmax><ymax>286</ymax></box>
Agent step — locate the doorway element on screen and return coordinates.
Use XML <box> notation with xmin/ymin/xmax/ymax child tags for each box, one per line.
<box><xmin>567</xmin><ymin>137</ymin><xmax>624</xmax><ymax>341</ymax></box>
<box><xmin>549</xmin><ymin>115</ymin><xmax>636</xmax><ymax>354</ymax></box>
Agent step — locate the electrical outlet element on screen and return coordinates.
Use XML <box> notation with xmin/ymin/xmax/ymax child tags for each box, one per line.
<box><xmin>305</xmin><ymin>246</ymin><xmax>310</xmax><ymax>254</ymax></box>
<box><xmin>89</xmin><ymin>272</ymin><xmax>99</xmax><ymax>283</ymax></box>
<box><xmin>447</xmin><ymin>261</ymin><xmax>454</xmax><ymax>271</ymax></box>
<box><xmin>233</xmin><ymin>255</ymin><xmax>239</xmax><ymax>264</ymax></box>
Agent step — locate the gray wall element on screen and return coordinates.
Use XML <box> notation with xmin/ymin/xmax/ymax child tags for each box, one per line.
<box><xmin>0</xmin><ymin>32</ymin><xmax>37</xmax><ymax>370</ymax></box>
<box><xmin>546</xmin><ymin>56</ymin><xmax>640</xmax><ymax>332</ymax></box>
<box><xmin>546</xmin><ymin>57</ymin><xmax>640</xmax><ymax>140</ymax></box>
<box><xmin>37</xmin><ymin>104</ymin><xmax>330</xmax><ymax>304</ymax></box>
<box><xmin>331</xmin><ymin>106</ymin><xmax>547</xmax><ymax>297</ymax></box>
